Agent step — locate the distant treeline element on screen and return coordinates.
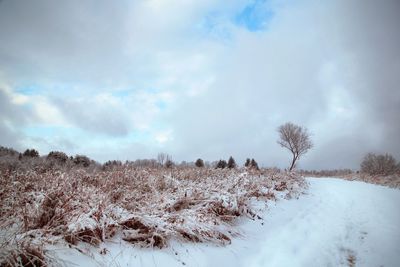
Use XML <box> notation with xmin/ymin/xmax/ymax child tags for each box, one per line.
<box><xmin>0</xmin><ymin>146</ymin><xmax>261</xmax><ymax>172</ymax></box>
<box><xmin>0</xmin><ymin>146</ymin><xmax>399</xmax><ymax>176</ymax></box>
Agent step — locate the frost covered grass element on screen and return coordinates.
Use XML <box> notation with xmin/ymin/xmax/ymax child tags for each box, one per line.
<box><xmin>299</xmin><ymin>169</ymin><xmax>400</xmax><ymax>189</ymax></box>
<box><xmin>307</xmin><ymin>172</ymin><xmax>400</xmax><ymax>189</ymax></box>
<box><xmin>343</xmin><ymin>173</ymin><xmax>400</xmax><ymax>189</ymax></box>
<box><xmin>0</xmin><ymin>166</ymin><xmax>306</xmax><ymax>266</ymax></box>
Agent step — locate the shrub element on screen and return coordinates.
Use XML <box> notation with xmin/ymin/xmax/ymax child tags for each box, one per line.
<box><xmin>227</xmin><ymin>156</ymin><xmax>236</xmax><ymax>169</ymax></box>
<box><xmin>195</xmin><ymin>158</ymin><xmax>204</xmax><ymax>168</ymax></box>
<box><xmin>0</xmin><ymin>151</ymin><xmax>308</xmax><ymax>266</ymax></box>
<box><xmin>47</xmin><ymin>151</ymin><xmax>68</xmax><ymax>164</ymax></box>
<box><xmin>299</xmin><ymin>169</ymin><xmax>353</xmax><ymax>177</ymax></box>
<box><xmin>165</xmin><ymin>159</ymin><xmax>174</xmax><ymax>168</ymax></box>
<box><xmin>0</xmin><ymin>146</ymin><xmax>18</xmax><ymax>157</ymax></box>
<box><xmin>73</xmin><ymin>155</ymin><xmax>91</xmax><ymax>167</ymax></box>
<box><xmin>360</xmin><ymin>153</ymin><xmax>398</xmax><ymax>176</ymax></box>
<box><xmin>23</xmin><ymin>149</ymin><xmax>39</xmax><ymax>158</ymax></box>
<box><xmin>1</xmin><ymin>242</ymin><xmax>46</xmax><ymax>267</ymax></box>
<box><xmin>0</xmin><ymin>155</ymin><xmax>20</xmax><ymax>172</ymax></box>
<box><xmin>103</xmin><ymin>160</ymin><xmax>122</xmax><ymax>170</ymax></box>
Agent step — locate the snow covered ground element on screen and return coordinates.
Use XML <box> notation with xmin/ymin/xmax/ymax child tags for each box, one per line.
<box><xmin>53</xmin><ymin>178</ymin><xmax>400</xmax><ymax>267</ymax></box>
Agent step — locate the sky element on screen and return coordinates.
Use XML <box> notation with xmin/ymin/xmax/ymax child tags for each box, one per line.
<box><xmin>0</xmin><ymin>0</ymin><xmax>399</xmax><ymax>170</ymax></box>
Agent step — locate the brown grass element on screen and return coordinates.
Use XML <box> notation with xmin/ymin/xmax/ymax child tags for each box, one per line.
<box><xmin>303</xmin><ymin>171</ymin><xmax>400</xmax><ymax>189</ymax></box>
<box><xmin>0</xmin><ymin>166</ymin><xmax>306</xmax><ymax>264</ymax></box>
<box><xmin>0</xmin><ymin>242</ymin><xmax>46</xmax><ymax>267</ymax></box>
<box><xmin>347</xmin><ymin>251</ymin><xmax>356</xmax><ymax>267</ymax></box>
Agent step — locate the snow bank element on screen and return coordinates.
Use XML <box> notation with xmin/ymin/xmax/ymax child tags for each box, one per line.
<box><xmin>52</xmin><ymin>177</ymin><xmax>400</xmax><ymax>267</ymax></box>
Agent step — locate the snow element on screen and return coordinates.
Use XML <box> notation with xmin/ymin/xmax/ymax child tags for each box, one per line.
<box><xmin>52</xmin><ymin>178</ymin><xmax>400</xmax><ymax>267</ymax></box>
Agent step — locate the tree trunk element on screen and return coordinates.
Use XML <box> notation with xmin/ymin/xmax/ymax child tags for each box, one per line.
<box><xmin>289</xmin><ymin>154</ymin><xmax>297</xmax><ymax>171</ymax></box>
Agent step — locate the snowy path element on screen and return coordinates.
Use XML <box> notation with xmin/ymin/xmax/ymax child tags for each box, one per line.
<box><xmin>56</xmin><ymin>178</ymin><xmax>400</xmax><ymax>267</ymax></box>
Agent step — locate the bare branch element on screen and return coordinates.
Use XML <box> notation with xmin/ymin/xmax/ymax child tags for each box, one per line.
<box><xmin>277</xmin><ymin>122</ymin><xmax>313</xmax><ymax>171</ymax></box>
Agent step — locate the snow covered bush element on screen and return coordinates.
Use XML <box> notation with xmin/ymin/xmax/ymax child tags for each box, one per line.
<box><xmin>0</xmin><ymin>165</ymin><xmax>307</xmax><ymax>265</ymax></box>
<box><xmin>0</xmin><ymin>240</ymin><xmax>46</xmax><ymax>267</ymax></box>
<box><xmin>0</xmin><ymin>146</ymin><xmax>19</xmax><ymax>157</ymax></box>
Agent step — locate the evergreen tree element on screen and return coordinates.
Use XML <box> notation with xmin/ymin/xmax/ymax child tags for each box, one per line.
<box><xmin>216</xmin><ymin>160</ymin><xmax>227</xmax><ymax>169</ymax></box>
<box><xmin>195</xmin><ymin>158</ymin><xmax>204</xmax><ymax>167</ymax></box>
<box><xmin>23</xmin><ymin>149</ymin><xmax>39</xmax><ymax>157</ymax></box>
<box><xmin>250</xmin><ymin>158</ymin><xmax>259</xmax><ymax>170</ymax></box>
<box><xmin>227</xmin><ymin>156</ymin><xmax>236</xmax><ymax>169</ymax></box>
<box><xmin>74</xmin><ymin>155</ymin><xmax>91</xmax><ymax>167</ymax></box>
<box><xmin>47</xmin><ymin>151</ymin><xmax>68</xmax><ymax>164</ymax></box>
<box><xmin>244</xmin><ymin>158</ymin><xmax>251</xmax><ymax>167</ymax></box>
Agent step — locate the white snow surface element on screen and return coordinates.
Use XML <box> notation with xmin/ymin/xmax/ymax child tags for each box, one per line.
<box><xmin>53</xmin><ymin>178</ymin><xmax>400</xmax><ymax>267</ymax></box>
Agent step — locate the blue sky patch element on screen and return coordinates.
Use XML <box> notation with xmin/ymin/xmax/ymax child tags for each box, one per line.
<box><xmin>196</xmin><ymin>12</ymin><xmax>233</xmax><ymax>42</ymax></box>
<box><xmin>15</xmin><ymin>84</ymin><xmax>42</xmax><ymax>95</ymax></box>
<box><xmin>156</xmin><ymin>100</ymin><xmax>167</xmax><ymax>111</ymax></box>
<box><xmin>234</xmin><ymin>0</ymin><xmax>274</xmax><ymax>31</ymax></box>
<box><xmin>112</xmin><ymin>89</ymin><xmax>132</xmax><ymax>98</ymax></box>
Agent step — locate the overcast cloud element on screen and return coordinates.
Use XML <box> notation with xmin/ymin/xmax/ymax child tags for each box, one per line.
<box><xmin>0</xmin><ymin>0</ymin><xmax>399</xmax><ymax>169</ymax></box>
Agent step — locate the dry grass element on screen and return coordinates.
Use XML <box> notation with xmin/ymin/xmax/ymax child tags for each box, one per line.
<box><xmin>347</xmin><ymin>253</ymin><xmax>356</xmax><ymax>267</ymax></box>
<box><xmin>302</xmin><ymin>170</ymin><xmax>400</xmax><ymax>189</ymax></box>
<box><xmin>0</xmin><ymin>241</ymin><xmax>46</xmax><ymax>267</ymax></box>
<box><xmin>0</xmin><ymin>166</ymin><xmax>306</xmax><ymax>265</ymax></box>
<box><xmin>326</xmin><ymin>173</ymin><xmax>400</xmax><ymax>189</ymax></box>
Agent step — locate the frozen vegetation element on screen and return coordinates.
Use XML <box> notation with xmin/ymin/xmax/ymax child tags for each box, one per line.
<box><xmin>53</xmin><ymin>178</ymin><xmax>400</xmax><ymax>267</ymax></box>
<box><xmin>0</xmin><ymin>147</ymin><xmax>399</xmax><ymax>266</ymax></box>
<box><xmin>0</xmin><ymin>163</ymin><xmax>306</xmax><ymax>266</ymax></box>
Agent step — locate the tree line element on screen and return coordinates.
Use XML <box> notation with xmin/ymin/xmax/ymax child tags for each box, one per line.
<box><xmin>0</xmin><ymin>122</ymin><xmax>398</xmax><ymax>175</ymax></box>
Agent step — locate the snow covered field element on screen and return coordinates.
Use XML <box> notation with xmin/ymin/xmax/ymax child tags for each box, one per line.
<box><xmin>54</xmin><ymin>177</ymin><xmax>400</xmax><ymax>267</ymax></box>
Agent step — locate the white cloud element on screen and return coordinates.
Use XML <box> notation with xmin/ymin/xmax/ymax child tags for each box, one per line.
<box><xmin>154</xmin><ymin>129</ymin><xmax>173</xmax><ymax>144</ymax></box>
<box><xmin>0</xmin><ymin>0</ymin><xmax>399</xmax><ymax>168</ymax></box>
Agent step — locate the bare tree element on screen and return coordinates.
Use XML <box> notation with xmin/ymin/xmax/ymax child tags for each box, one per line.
<box><xmin>157</xmin><ymin>152</ymin><xmax>167</xmax><ymax>166</ymax></box>
<box><xmin>158</xmin><ymin>152</ymin><xmax>174</xmax><ymax>168</ymax></box>
<box><xmin>277</xmin><ymin>122</ymin><xmax>313</xmax><ymax>171</ymax></box>
<box><xmin>360</xmin><ymin>153</ymin><xmax>398</xmax><ymax>176</ymax></box>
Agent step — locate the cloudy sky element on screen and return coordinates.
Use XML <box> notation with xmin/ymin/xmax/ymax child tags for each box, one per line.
<box><xmin>0</xmin><ymin>0</ymin><xmax>399</xmax><ymax>169</ymax></box>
